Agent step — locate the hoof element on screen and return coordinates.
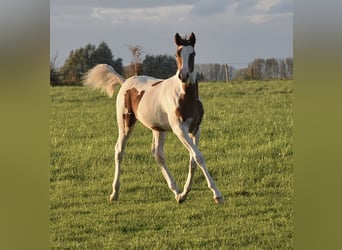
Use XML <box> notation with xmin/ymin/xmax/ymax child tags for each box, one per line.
<box><xmin>214</xmin><ymin>196</ymin><xmax>224</xmax><ymax>204</ymax></box>
<box><xmin>109</xmin><ymin>193</ymin><xmax>118</xmax><ymax>202</ymax></box>
<box><xmin>177</xmin><ymin>198</ymin><xmax>185</xmax><ymax>204</ymax></box>
<box><xmin>176</xmin><ymin>194</ymin><xmax>186</xmax><ymax>204</ymax></box>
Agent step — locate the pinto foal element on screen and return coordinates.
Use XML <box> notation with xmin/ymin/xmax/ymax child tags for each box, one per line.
<box><xmin>84</xmin><ymin>33</ymin><xmax>224</xmax><ymax>203</ymax></box>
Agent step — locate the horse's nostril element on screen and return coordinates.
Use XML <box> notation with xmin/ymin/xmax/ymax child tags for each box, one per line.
<box><xmin>179</xmin><ymin>72</ymin><xmax>189</xmax><ymax>82</ymax></box>
<box><xmin>182</xmin><ymin>73</ymin><xmax>189</xmax><ymax>81</ymax></box>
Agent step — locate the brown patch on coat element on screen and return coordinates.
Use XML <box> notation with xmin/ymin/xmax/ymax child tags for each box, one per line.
<box><xmin>151</xmin><ymin>80</ymin><xmax>163</xmax><ymax>87</ymax></box>
<box><xmin>188</xmin><ymin>52</ymin><xmax>195</xmax><ymax>72</ymax></box>
<box><xmin>175</xmin><ymin>47</ymin><xmax>183</xmax><ymax>71</ymax></box>
<box><xmin>151</xmin><ymin>126</ymin><xmax>167</xmax><ymax>131</ymax></box>
<box><xmin>123</xmin><ymin>88</ymin><xmax>145</xmax><ymax>128</ymax></box>
<box><xmin>122</xmin><ymin>113</ymin><xmax>136</xmax><ymax>129</ymax></box>
<box><xmin>175</xmin><ymin>80</ymin><xmax>204</xmax><ymax>134</ymax></box>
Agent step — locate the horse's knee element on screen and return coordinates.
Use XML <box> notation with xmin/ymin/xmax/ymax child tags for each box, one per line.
<box><xmin>153</xmin><ymin>150</ymin><xmax>165</xmax><ymax>165</ymax></box>
<box><xmin>151</xmin><ymin>145</ymin><xmax>156</xmax><ymax>156</ymax></box>
<box><xmin>115</xmin><ymin>147</ymin><xmax>124</xmax><ymax>162</ymax></box>
<box><xmin>190</xmin><ymin>158</ymin><xmax>197</xmax><ymax>170</ymax></box>
<box><xmin>194</xmin><ymin>153</ymin><xmax>205</xmax><ymax>166</ymax></box>
<box><xmin>156</xmin><ymin>154</ymin><xmax>165</xmax><ymax>165</ymax></box>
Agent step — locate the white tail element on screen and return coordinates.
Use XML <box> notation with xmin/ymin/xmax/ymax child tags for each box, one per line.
<box><xmin>83</xmin><ymin>64</ymin><xmax>125</xmax><ymax>97</ymax></box>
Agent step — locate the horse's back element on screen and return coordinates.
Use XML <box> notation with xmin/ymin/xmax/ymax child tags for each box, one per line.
<box><xmin>122</xmin><ymin>75</ymin><xmax>163</xmax><ymax>91</ymax></box>
<box><xmin>116</xmin><ymin>75</ymin><xmax>162</xmax><ymax>110</ymax></box>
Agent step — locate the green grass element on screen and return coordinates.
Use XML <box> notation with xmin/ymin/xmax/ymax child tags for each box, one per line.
<box><xmin>50</xmin><ymin>80</ymin><xmax>293</xmax><ymax>249</ymax></box>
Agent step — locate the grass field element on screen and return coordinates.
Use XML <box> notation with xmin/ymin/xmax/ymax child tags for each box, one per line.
<box><xmin>50</xmin><ymin>80</ymin><xmax>293</xmax><ymax>249</ymax></box>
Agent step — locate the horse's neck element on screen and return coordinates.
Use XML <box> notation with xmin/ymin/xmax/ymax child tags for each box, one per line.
<box><xmin>164</xmin><ymin>75</ymin><xmax>199</xmax><ymax>102</ymax></box>
<box><xmin>181</xmin><ymin>80</ymin><xmax>199</xmax><ymax>100</ymax></box>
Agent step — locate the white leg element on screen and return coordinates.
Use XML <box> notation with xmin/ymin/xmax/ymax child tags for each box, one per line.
<box><xmin>173</xmin><ymin>125</ymin><xmax>224</xmax><ymax>203</ymax></box>
<box><xmin>178</xmin><ymin>131</ymin><xmax>199</xmax><ymax>203</ymax></box>
<box><xmin>109</xmin><ymin>113</ymin><xmax>136</xmax><ymax>201</ymax></box>
<box><xmin>151</xmin><ymin>131</ymin><xmax>180</xmax><ymax>200</ymax></box>
<box><xmin>109</xmin><ymin>131</ymin><xmax>130</xmax><ymax>201</ymax></box>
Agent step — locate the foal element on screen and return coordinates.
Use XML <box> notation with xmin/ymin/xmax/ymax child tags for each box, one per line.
<box><xmin>84</xmin><ymin>33</ymin><xmax>224</xmax><ymax>203</ymax></box>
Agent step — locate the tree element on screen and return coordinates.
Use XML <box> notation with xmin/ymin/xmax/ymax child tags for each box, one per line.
<box><xmin>194</xmin><ymin>64</ymin><xmax>235</xmax><ymax>82</ymax></box>
<box><xmin>50</xmin><ymin>53</ymin><xmax>61</xmax><ymax>86</ymax></box>
<box><xmin>234</xmin><ymin>68</ymin><xmax>250</xmax><ymax>81</ymax></box>
<box><xmin>279</xmin><ymin>58</ymin><xmax>287</xmax><ymax>79</ymax></box>
<box><xmin>128</xmin><ymin>45</ymin><xmax>143</xmax><ymax>76</ymax></box>
<box><xmin>248</xmin><ymin>58</ymin><xmax>266</xmax><ymax>80</ymax></box>
<box><xmin>285</xmin><ymin>57</ymin><xmax>293</xmax><ymax>79</ymax></box>
<box><xmin>142</xmin><ymin>54</ymin><xmax>177</xmax><ymax>79</ymax></box>
<box><xmin>59</xmin><ymin>50</ymin><xmax>79</xmax><ymax>84</ymax></box>
<box><xmin>235</xmin><ymin>57</ymin><xmax>293</xmax><ymax>81</ymax></box>
<box><xmin>59</xmin><ymin>42</ymin><xmax>123</xmax><ymax>85</ymax></box>
<box><xmin>90</xmin><ymin>42</ymin><xmax>123</xmax><ymax>74</ymax></box>
<box><xmin>265</xmin><ymin>58</ymin><xmax>279</xmax><ymax>79</ymax></box>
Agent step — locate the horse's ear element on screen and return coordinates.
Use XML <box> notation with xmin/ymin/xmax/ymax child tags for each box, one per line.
<box><xmin>175</xmin><ymin>33</ymin><xmax>183</xmax><ymax>46</ymax></box>
<box><xmin>189</xmin><ymin>32</ymin><xmax>196</xmax><ymax>46</ymax></box>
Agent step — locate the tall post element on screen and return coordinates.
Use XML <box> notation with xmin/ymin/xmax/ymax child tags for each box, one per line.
<box><xmin>224</xmin><ymin>64</ymin><xmax>229</xmax><ymax>83</ymax></box>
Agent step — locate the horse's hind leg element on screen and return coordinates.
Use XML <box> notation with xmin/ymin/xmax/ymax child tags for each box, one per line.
<box><xmin>109</xmin><ymin>113</ymin><xmax>136</xmax><ymax>202</ymax></box>
<box><xmin>151</xmin><ymin>131</ymin><xmax>180</xmax><ymax>200</ymax></box>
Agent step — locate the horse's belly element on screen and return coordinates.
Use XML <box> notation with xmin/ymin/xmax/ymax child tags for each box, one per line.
<box><xmin>136</xmin><ymin>96</ymin><xmax>172</xmax><ymax>131</ymax></box>
<box><xmin>137</xmin><ymin>108</ymin><xmax>172</xmax><ymax>131</ymax></box>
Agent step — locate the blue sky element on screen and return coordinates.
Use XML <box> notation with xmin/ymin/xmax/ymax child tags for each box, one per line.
<box><xmin>50</xmin><ymin>0</ymin><xmax>292</xmax><ymax>68</ymax></box>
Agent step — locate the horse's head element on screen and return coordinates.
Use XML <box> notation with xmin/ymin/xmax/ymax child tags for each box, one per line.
<box><xmin>174</xmin><ymin>32</ymin><xmax>196</xmax><ymax>84</ymax></box>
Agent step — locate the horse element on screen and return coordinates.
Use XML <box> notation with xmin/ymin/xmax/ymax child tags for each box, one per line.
<box><xmin>83</xmin><ymin>33</ymin><xmax>224</xmax><ymax>203</ymax></box>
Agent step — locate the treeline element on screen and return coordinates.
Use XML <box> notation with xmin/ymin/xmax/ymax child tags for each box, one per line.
<box><xmin>50</xmin><ymin>42</ymin><xmax>123</xmax><ymax>86</ymax></box>
<box><xmin>236</xmin><ymin>57</ymin><xmax>293</xmax><ymax>81</ymax></box>
<box><xmin>195</xmin><ymin>64</ymin><xmax>235</xmax><ymax>82</ymax></box>
<box><xmin>50</xmin><ymin>42</ymin><xmax>293</xmax><ymax>86</ymax></box>
<box><xmin>50</xmin><ymin>42</ymin><xmax>178</xmax><ymax>86</ymax></box>
<box><xmin>195</xmin><ymin>58</ymin><xmax>293</xmax><ymax>82</ymax></box>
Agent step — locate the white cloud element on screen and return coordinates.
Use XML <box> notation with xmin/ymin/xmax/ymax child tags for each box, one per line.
<box><xmin>236</xmin><ymin>0</ymin><xmax>292</xmax><ymax>24</ymax></box>
<box><xmin>190</xmin><ymin>0</ymin><xmax>230</xmax><ymax>16</ymax></box>
<box><xmin>187</xmin><ymin>0</ymin><xmax>292</xmax><ymax>25</ymax></box>
<box><xmin>91</xmin><ymin>5</ymin><xmax>193</xmax><ymax>24</ymax></box>
<box><xmin>254</xmin><ymin>0</ymin><xmax>283</xmax><ymax>12</ymax></box>
<box><xmin>50</xmin><ymin>0</ymin><xmax>293</xmax><ymax>66</ymax></box>
<box><xmin>247</xmin><ymin>12</ymin><xmax>292</xmax><ymax>24</ymax></box>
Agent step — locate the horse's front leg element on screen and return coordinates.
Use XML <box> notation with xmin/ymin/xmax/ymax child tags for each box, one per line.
<box><xmin>173</xmin><ymin>124</ymin><xmax>224</xmax><ymax>203</ymax></box>
<box><xmin>177</xmin><ymin>130</ymin><xmax>199</xmax><ymax>203</ymax></box>
<box><xmin>151</xmin><ymin>131</ymin><xmax>181</xmax><ymax>200</ymax></box>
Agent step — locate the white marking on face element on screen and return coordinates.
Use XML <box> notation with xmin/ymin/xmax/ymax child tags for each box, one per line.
<box><xmin>180</xmin><ymin>46</ymin><xmax>194</xmax><ymax>73</ymax></box>
<box><xmin>177</xmin><ymin>45</ymin><xmax>195</xmax><ymax>83</ymax></box>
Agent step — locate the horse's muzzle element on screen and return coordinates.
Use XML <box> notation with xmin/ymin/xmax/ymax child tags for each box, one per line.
<box><xmin>178</xmin><ymin>72</ymin><xmax>189</xmax><ymax>83</ymax></box>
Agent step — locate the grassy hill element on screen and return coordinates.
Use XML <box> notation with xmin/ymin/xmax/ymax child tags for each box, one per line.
<box><xmin>50</xmin><ymin>80</ymin><xmax>293</xmax><ymax>248</ymax></box>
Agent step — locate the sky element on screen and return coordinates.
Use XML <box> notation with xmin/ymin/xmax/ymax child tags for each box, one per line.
<box><xmin>50</xmin><ymin>0</ymin><xmax>293</xmax><ymax>68</ymax></box>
